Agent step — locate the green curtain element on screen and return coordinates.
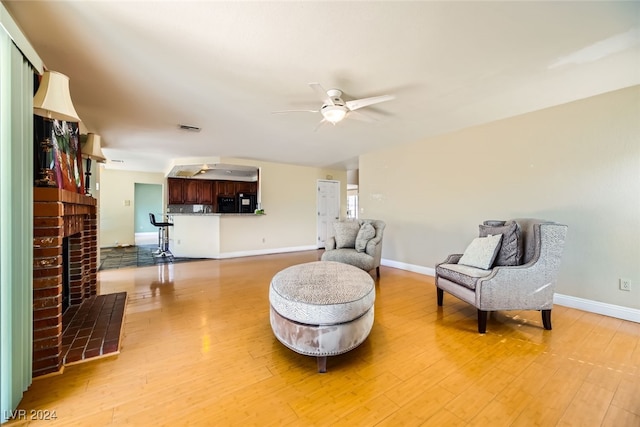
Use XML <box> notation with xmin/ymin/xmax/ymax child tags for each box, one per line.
<box><xmin>0</xmin><ymin>30</ymin><xmax>34</xmax><ymax>423</ymax></box>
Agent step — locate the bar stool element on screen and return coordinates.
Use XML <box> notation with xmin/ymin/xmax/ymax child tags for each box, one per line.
<box><xmin>149</xmin><ymin>213</ymin><xmax>173</xmax><ymax>258</ymax></box>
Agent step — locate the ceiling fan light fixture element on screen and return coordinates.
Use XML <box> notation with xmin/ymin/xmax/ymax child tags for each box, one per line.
<box><xmin>322</xmin><ymin>105</ymin><xmax>347</xmax><ymax>123</ymax></box>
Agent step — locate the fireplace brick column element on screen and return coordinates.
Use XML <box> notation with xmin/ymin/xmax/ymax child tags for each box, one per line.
<box><xmin>33</xmin><ymin>188</ymin><xmax>97</xmax><ymax>377</ymax></box>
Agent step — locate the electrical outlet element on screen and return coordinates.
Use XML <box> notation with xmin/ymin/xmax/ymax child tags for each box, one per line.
<box><xmin>619</xmin><ymin>278</ymin><xmax>631</xmax><ymax>291</ymax></box>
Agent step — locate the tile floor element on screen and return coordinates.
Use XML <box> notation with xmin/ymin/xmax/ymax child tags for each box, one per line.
<box><xmin>99</xmin><ymin>244</ymin><xmax>199</xmax><ymax>270</ymax></box>
<box><xmin>99</xmin><ymin>244</ymin><xmax>159</xmax><ymax>270</ymax></box>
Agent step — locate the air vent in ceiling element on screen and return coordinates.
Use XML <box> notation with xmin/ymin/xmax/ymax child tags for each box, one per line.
<box><xmin>178</xmin><ymin>124</ymin><xmax>201</xmax><ymax>132</ymax></box>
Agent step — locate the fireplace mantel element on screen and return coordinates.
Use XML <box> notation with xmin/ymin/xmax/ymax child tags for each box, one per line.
<box><xmin>33</xmin><ymin>188</ymin><xmax>98</xmax><ymax>377</ymax></box>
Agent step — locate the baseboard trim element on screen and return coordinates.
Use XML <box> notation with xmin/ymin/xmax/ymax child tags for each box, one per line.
<box><xmin>381</xmin><ymin>258</ymin><xmax>639</xmax><ymax>324</ymax></box>
<box><xmin>135</xmin><ymin>232</ymin><xmax>156</xmax><ymax>237</ymax></box>
<box><xmin>134</xmin><ymin>232</ymin><xmax>157</xmax><ymax>246</ymax></box>
<box><xmin>381</xmin><ymin>258</ymin><xmax>436</xmax><ymax>277</ymax></box>
<box><xmin>553</xmin><ymin>293</ymin><xmax>640</xmax><ymax>323</ymax></box>
<box><xmin>216</xmin><ymin>245</ymin><xmax>318</xmax><ymax>259</ymax></box>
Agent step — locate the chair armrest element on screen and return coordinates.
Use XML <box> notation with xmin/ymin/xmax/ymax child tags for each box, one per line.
<box><xmin>475</xmin><ymin>248</ymin><xmax>558</xmax><ymax>311</ymax></box>
<box><xmin>475</xmin><ymin>264</ymin><xmax>554</xmax><ymax>311</ymax></box>
<box><xmin>364</xmin><ymin>235</ymin><xmax>382</xmax><ymax>257</ymax></box>
<box><xmin>325</xmin><ymin>236</ymin><xmax>336</xmax><ymax>250</ymax></box>
<box><xmin>439</xmin><ymin>254</ymin><xmax>463</xmax><ymax>265</ymax></box>
<box><xmin>435</xmin><ymin>254</ymin><xmax>463</xmax><ymax>283</ymax></box>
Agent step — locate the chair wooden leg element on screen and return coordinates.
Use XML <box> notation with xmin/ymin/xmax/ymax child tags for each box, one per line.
<box><xmin>376</xmin><ymin>266</ymin><xmax>380</xmax><ymax>278</ymax></box>
<box><xmin>541</xmin><ymin>309</ymin><xmax>552</xmax><ymax>330</ymax></box>
<box><xmin>317</xmin><ymin>356</ymin><xmax>327</xmax><ymax>373</ymax></box>
<box><xmin>437</xmin><ymin>288</ymin><xmax>444</xmax><ymax>306</ymax></box>
<box><xmin>478</xmin><ymin>310</ymin><xmax>488</xmax><ymax>333</ymax></box>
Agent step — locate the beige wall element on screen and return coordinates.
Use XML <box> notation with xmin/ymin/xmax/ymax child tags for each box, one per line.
<box><xmin>99</xmin><ymin>168</ymin><xmax>165</xmax><ymax>247</ymax></box>
<box><xmin>220</xmin><ymin>157</ymin><xmax>347</xmax><ymax>253</ymax></box>
<box><xmin>359</xmin><ymin>85</ymin><xmax>640</xmax><ymax>310</ymax></box>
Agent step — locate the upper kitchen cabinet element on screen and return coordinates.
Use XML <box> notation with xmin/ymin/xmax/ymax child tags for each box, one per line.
<box><xmin>199</xmin><ymin>180</ymin><xmax>214</xmax><ymax>204</ymax></box>
<box><xmin>167</xmin><ymin>163</ymin><xmax>259</xmax><ymax>210</ymax></box>
<box><xmin>168</xmin><ymin>178</ymin><xmax>184</xmax><ymax>204</ymax></box>
<box><xmin>169</xmin><ymin>178</ymin><xmax>214</xmax><ymax>205</ymax></box>
<box><xmin>183</xmin><ymin>179</ymin><xmax>200</xmax><ymax>204</ymax></box>
<box><xmin>216</xmin><ymin>180</ymin><xmax>236</xmax><ymax>197</ymax></box>
<box><xmin>236</xmin><ymin>181</ymin><xmax>257</xmax><ymax>194</ymax></box>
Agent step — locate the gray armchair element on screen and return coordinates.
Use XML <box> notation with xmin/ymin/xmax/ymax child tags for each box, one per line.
<box><xmin>435</xmin><ymin>219</ymin><xmax>567</xmax><ymax>333</ymax></box>
<box><xmin>321</xmin><ymin>219</ymin><xmax>386</xmax><ymax>277</ymax></box>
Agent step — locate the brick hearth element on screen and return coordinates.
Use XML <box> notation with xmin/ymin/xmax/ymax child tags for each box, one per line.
<box><xmin>33</xmin><ymin>188</ymin><xmax>98</xmax><ymax>377</ymax></box>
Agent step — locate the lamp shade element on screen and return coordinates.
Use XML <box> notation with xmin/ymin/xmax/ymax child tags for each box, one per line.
<box><xmin>81</xmin><ymin>133</ymin><xmax>106</xmax><ymax>162</ymax></box>
<box><xmin>33</xmin><ymin>70</ymin><xmax>81</xmax><ymax>122</ymax></box>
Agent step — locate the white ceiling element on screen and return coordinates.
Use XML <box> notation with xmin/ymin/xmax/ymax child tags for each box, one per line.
<box><xmin>4</xmin><ymin>1</ymin><xmax>639</xmax><ymax>173</ymax></box>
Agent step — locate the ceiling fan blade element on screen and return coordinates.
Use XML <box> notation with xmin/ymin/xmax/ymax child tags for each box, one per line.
<box><xmin>309</xmin><ymin>82</ymin><xmax>334</xmax><ymax>106</ymax></box>
<box><xmin>346</xmin><ymin>110</ymin><xmax>378</xmax><ymax>123</ymax></box>
<box><xmin>346</xmin><ymin>94</ymin><xmax>395</xmax><ymax>111</ymax></box>
<box><xmin>313</xmin><ymin>118</ymin><xmax>329</xmax><ymax>132</ymax></box>
<box><xmin>271</xmin><ymin>109</ymin><xmax>319</xmax><ymax>114</ymax></box>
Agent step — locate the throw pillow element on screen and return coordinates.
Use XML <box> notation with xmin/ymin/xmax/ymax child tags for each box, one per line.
<box><xmin>479</xmin><ymin>220</ymin><xmax>522</xmax><ymax>266</ymax></box>
<box><xmin>333</xmin><ymin>221</ymin><xmax>360</xmax><ymax>249</ymax></box>
<box><xmin>355</xmin><ymin>223</ymin><xmax>376</xmax><ymax>252</ymax></box>
<box><xmin>458</xmin><ymin>234</ymin><xmax>503</xmax><ymax>270</ymax></box>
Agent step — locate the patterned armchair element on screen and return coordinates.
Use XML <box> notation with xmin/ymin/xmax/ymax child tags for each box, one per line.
<box><xmin>435</xmin><ymin>219</ymin><xmax>568</xmax><ymax>333</ymax></box>
<box><xmin>321</xmin><ymin>219</ymin><xmax>386</xmax><ymax>277</ymax></box>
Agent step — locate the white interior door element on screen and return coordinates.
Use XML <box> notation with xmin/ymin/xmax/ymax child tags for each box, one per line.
<box><xmin>317</xmin><ymin>180</ymin><xmax>340</xmax><ymax>248</ymax></box>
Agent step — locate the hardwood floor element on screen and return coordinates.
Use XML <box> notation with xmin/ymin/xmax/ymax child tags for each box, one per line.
<box><xmin>8</xmin><ymin>251</ymin><xmax>640</xmax><ymax>426</ymax></box>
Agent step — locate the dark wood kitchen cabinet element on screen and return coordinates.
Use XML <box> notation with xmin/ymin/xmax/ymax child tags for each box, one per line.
<box><xmin>183</xmin><ymin>180</ymin><xmax>200</xmax><ymax>204</ymax></box>
<box><xmin>199</xmin><ymin>180</ymin><xmax>214</xmax><ymax>204</ymax></box>
<box><xmin>169</xmin><ymin>178</ymin><xmax>257</xmax><ymax>207</ymax></box>
<box><xmin>235</xmin><ymin>181</ymin><xmax>257</xmax><ymax>194</ymax></box>
<box><xmin>169</xmin><ymin>179</ymin><xmax>214</xmax><ymax>205</ymax></box>
<box><xmin>216</xmin><ymin>181</ymin><xmax>236</xmax><ymax>197</ymax></box>
<box><xmin>168</xmin><ymin>178</ymin><xmax>184</xmax><ymax>204</ymax></box>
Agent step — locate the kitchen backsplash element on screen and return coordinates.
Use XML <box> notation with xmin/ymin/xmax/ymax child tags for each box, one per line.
<box><xmin>167</xmin><ymin>204</ymin><xmax>213</xmax><ymax>214</ymax></box>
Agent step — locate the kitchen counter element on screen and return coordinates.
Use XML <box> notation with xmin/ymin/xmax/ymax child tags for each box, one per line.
<box><xmin>169</xmin><ymin>213</ymin><xmax>266</xmax><ymax>258</ymax></box>
<box><xmin>170</xmin><ymin>215</ymin><xmax>219</xmax><ymax>258</ymax></box>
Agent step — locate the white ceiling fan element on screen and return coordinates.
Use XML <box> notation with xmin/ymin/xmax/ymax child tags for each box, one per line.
<box><xmin>273</xmin><ymin>83</ymin><xmax>395</xmax><ymax>129</ymax></box>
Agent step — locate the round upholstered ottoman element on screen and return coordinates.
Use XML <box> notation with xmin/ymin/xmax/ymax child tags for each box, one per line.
<box><xmin>269</xmin><ymin>261</ymin><xmax>375</xmax><ymax>373</ymax></box>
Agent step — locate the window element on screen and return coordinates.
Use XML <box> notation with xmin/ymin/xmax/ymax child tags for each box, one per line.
<box><xmin>347</xmin><ymin>194</ymin><xmax>358</xmax><ymax>219</ymax></box>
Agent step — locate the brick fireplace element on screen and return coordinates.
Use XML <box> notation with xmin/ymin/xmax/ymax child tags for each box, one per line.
<box><xmin>33</xmin><ymin>188</ymin><xmax>98</xmax><ymax>377</ymax></box>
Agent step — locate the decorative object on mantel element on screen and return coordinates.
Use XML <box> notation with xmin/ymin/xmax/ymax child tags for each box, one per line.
<box><xmin>33</xmin><ymin>70</ymin><xmax>82</xmax><ymax>188</ymax></box>
<box><xmin>81</xmin><ymin>133</ymin><xmax>106</xmax><ymax>196</ymax></box>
